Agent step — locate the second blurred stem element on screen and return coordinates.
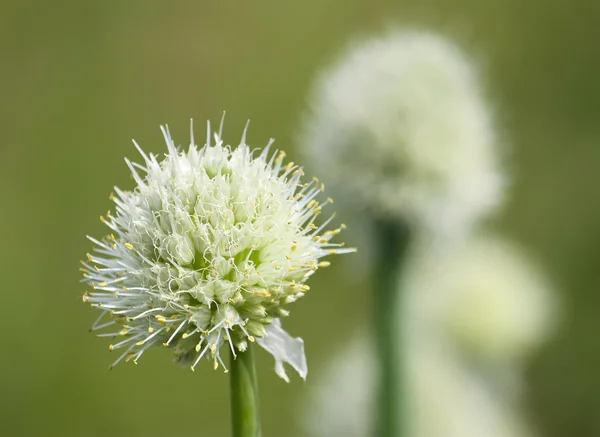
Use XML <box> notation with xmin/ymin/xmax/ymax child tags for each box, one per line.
<box><xmin>374</xmin><ymin>220</ymin><xmax>411</xmax><ymax>437</ymax></box>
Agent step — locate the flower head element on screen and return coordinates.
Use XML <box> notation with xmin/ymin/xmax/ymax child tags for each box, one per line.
<box><xmin>414</xmin><ymin>234</ymin><xmax>557</xmax><ymax>364</ymax></box>
<box><xmin>81</xmin><ymin>118</ymin><xmax>353</xmax><ymax>380</ymax></box>
<box><xmin>300</xmin><ymin>30</ymin><xmax>504</xmax><ymax>235</ymax></box>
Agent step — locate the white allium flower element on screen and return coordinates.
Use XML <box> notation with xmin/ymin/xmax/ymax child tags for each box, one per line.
<box><xmin>300</xmin><ymin>30</ymin><xmax>504</xmax><ymax>235</ymax></box>
<box><xmin>410</xmin><ymin>234</ymin><xmax>557</xmax><ymax>364</ymax></box>
<box><xmin>303</xmin><ymin>333</ymin><xmax>536</xmax><ymax>437</ymax></box>
<box><xmin>80</xmin><ymin>118</ymin><xmax>354</xmax><ymax>380</ymax></box>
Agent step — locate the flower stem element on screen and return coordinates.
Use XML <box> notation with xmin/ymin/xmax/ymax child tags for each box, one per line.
<box><xmin>374</xmin><ymin>220</ymin><xmax>411</xmax><ymax>437</ymax></box>
<box><xmin>230</xmin><ymin>343</ymin><xmax>262</xmax><ymax>437</ymax></box>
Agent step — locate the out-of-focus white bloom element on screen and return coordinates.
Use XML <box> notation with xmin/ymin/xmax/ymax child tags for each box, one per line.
<box><xmin>408</xmin><ymin>234</ymin><xmax>557</xmax><ymax>365</ymax></box>
<box><xmin>303</xmin><ymin>333</ymin><xmax>377</xmax><ymax>437</ymax></box>
<box><xmin>300</xmin><ymin>30</ymin><xmax>503</xmax><ymax>236</ymax></box>
<box><xmin>80</xmin><ymin>118</ymin><xmax>354</xmax><ymax>380</ymax></box>
<box><xmin>303</xmin><ymin>333</ymin><xmax>535</xmax><ymax>437</ymax></box>
<box><xmin>303</xmin><ymin>232</ymin><xmax>555</xmax><ymax>437</ymax></box>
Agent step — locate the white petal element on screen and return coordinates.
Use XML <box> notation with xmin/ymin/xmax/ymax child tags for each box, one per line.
<box><xmin>257</xmin><ymin>319</ymin><xmax>307</xmax><ymax>382</ymax></box>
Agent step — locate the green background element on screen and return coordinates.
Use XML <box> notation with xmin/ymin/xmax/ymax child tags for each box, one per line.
<box><xmin>1</xmin><ymin>1</ymin><xmax>599</xmax><ymax>436</ymax></box>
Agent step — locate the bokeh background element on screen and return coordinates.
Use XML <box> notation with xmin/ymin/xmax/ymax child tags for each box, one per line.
<box><xmin>1</xmin><ymin>1</ymin><xmax>599</xmax><ymax>436</ymax></box>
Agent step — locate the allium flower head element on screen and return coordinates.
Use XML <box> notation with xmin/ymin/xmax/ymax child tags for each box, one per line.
<box><xmin>81</xmin><ymin>118</ymin><xmax>353</xmax><ymax>381</ymax></box>
<box><xmin>420</xmin><ymin>235</ymin><xmax>557</xmax><ymax>363</ymax></box>
<box><xmin>304</xmin><ymin>334</ymin><xmax>535</xmax><ymax>437</ymax></box>
<box><xmin>301</xmin><ymin>30</ymin><xmax>504</xmax><ymax>235</ymax></box>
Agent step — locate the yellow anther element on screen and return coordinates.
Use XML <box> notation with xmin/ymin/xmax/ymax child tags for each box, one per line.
<box><xmin>119</xmin><ymin>330</ymin><xmax>128</xmax><ymax>336</ymax></box>
<box><xmin>163</xmin><ymin>343</ymin><xmax>169</xmax><ymax>347</ymax></box>
<box><xmin>82</xmin><ymin>294</ymin><xmax>88</xmax><ymax>303</ymax></box>
<box><xmin>213</xmin><ymin>362</ymin><xmax>219</xmax><ymax>370</ymax></box>
<box><xmin>108</xmin><ymin>344</ymin><xmax>114</xmax><ymax>351</ymax></box>
<box><xmin>312</xmin><ymin>176</ymin><xmax>319</xmax><ymax>183</ymax></box>
<box><xmin>319</xmin><ymin>238</ymin><xmax>328</xmax><ymax>244</ymax></box>
<box><xmin>136</xmin><ymin>341</ymin><xmax>145</xmax><ymax>346</ymax></box>
<box><xmin>114</xmin><ymin>291</ymin><xmax>119</xmax><ymax>297</ymax></box>
<box><xmin>86</xmin><ymin>253</ymin><xmax>92</xmax><ymax>262</ymax></box>
<box><xmin>100</xmin><ymin>215</ymin><xmax>106</xmax><ymax>223</ymax></box>
<box><xmin>182</xmin><ymin>333</ymin><xmax>189</xmax><ymax>339</ymax></box>
<box><xmin>210</xmin><ymin>344</ymin><xmax>217</xmax><ymax>352</ymax></box>
<box><xmin>165</xmin><ymin>327</ymin><xmax>171</xmax><ymax>333</ymax></box>
<box><xmin>113</xmin><ymin>243</ymin><xmax>117</xmax><ymax>250</ymax></box>
<box><xmin>248</xmin><ymin>336</ymin><xmax>255</xmax><ymax>342</ymax></box>
<box><xmin>329</xmin><ymin>250</ymin><xmax>339</xmax><ymax>255</ymax></box>
<box><xmin>190</xmin><ymin>366</ymin><xmax>195</xmax><ymax>372</ymax></box>
<box><xmin>286</xmin><ymin>255</ymin><xmax>292</xmax><ymax>260</ymax></box>
<box><xmin>318</xmin><ymin>261</ymin><xmax>331</xmax><ymax>268</ymax></box>
<box><xmin>195</xmin><ymin>343</ymin><xmax>202</xmax><ymax>352</ymax></box>
<box><xmin>275</xmin><ymin>151</ymin><xmax>286</xmax><ymax>163</ymax></box>
<box><xmin>148</xmin><ymin>327</ymin><xmax>154</xmax><ymax>333</ymax></box>
<box><xmin>320</xmin><ymin>183</ymin><xmax>325</xmax><ymax>191</ymax></box>
<box><xmin>91</xmin><ymin>283</ymin><xmax>96</xmax><ymax>290</ymax></box>
<box><xmin>288</xmin><ymin>267</ymin><xmax>298</xmax><ymax>272</ymax></box>
<box><xmin>124</xmin><ymin>243</ymin><xmax>134</xmax><ymax>250</ymax></box>
<box><xmin>109</xmin><ymin>234</ymin><xmax>116</xmax><ymax>241</ymax></box>
<box><xmin>307</xmin><ymin>200</ymin><xmax>317</xmax><ymax>209</ymax></box>
<box><xmin>109</xmin><ymin>192</ymin><xmax>115</xmax><ymax>201</ymax></box>
<box><xmin>327</xmin><ymin>197</ymin><xmax>334</xmax><ymax>203</ymax></box>
<box><xmin>341</xmin><ymin>223</ymin><xmax>347</xmax><ymax>229</ymax></box>
<box><xmin>285</xmin><ymin>161</ymin><xmax>295</xmax><ymax>171</ymax></box>
<box><xmin>291</xmin><ymin>244</ymin><xmax>297</xmax><ymax>252</ymax></box>
<box><xmin>98</xmin><ymin>282</ymin><xmax>108</xmax><ymax>287</ymax></box>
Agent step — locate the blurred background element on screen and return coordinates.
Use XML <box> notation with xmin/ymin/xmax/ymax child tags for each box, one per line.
<box><xmin>1</xmin><ymin>1</ymin><xmax>599</xmax><ymax>436</ymax></box>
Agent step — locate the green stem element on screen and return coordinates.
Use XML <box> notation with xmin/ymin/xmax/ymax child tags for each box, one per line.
<box><xmin>230</xmin><ymin>343</ymin><xmax>262</xmax><ymax>437</ymax></box>
<box><xmin>374</xmin><ymin>220</ymin><xmax>410</xmax><ymax>437</ymax></box>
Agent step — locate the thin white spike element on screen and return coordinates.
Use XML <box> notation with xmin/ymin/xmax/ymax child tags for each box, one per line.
<box><xmin>191</xmin><ymin>343</ymin><xmax>212</xmax><ymax>371</ymax></box>
<box><xmin>125</xmin><ymin>158</ymin><xmax>145</xmax><ymax>186</ymax></box>
<box><xmin>206</xmin><ymin>120</ymin><xmax>211</xmax><ymax>147</ymax></box>
<box><xmin>132</xmin><ymin>139</ymin><xmax>150</xmax><ymax>164</ymax></box>
<box><xmin>218</xmin><ymin>111</ymin><xmax>226</xmax><ymax>138</ymax></box>
<box><xmin>160</xmin><ymin>125</ymin><xmax>177</xmax><ymax>155</ymax></box>
<box><xmin>241</xmin><ymin>119</ymin><xmax>250</xmax><ymax>145</ymax></box>
<box><xmin>190</xmin><ymin>119</ymin><xmax>195</xmax><ymax>146</ymax></box>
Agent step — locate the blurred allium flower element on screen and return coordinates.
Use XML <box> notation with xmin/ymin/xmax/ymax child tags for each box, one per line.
<box><xmin>303</xmin><ymin>333</ymin><xmax>535</xmax><ymax>437</ymax></box>
<box><xmin>80</xmin><ymin>119</ymin><xmax>353</xmax><ymax>381</ymax></box>
<box><xmin>303</xmin><ymin>232</ymin><xmax>555</xmax><ymax>437</ymax></box>
<box><xmin>410</xmin><ymin>234</ymin><xmax>557</xmax><ymax>364</ymax></box>
<box><xmin>300</xmin><ymin>31</ymin><xmax>503</xmax><ymax>235</ymax></box>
